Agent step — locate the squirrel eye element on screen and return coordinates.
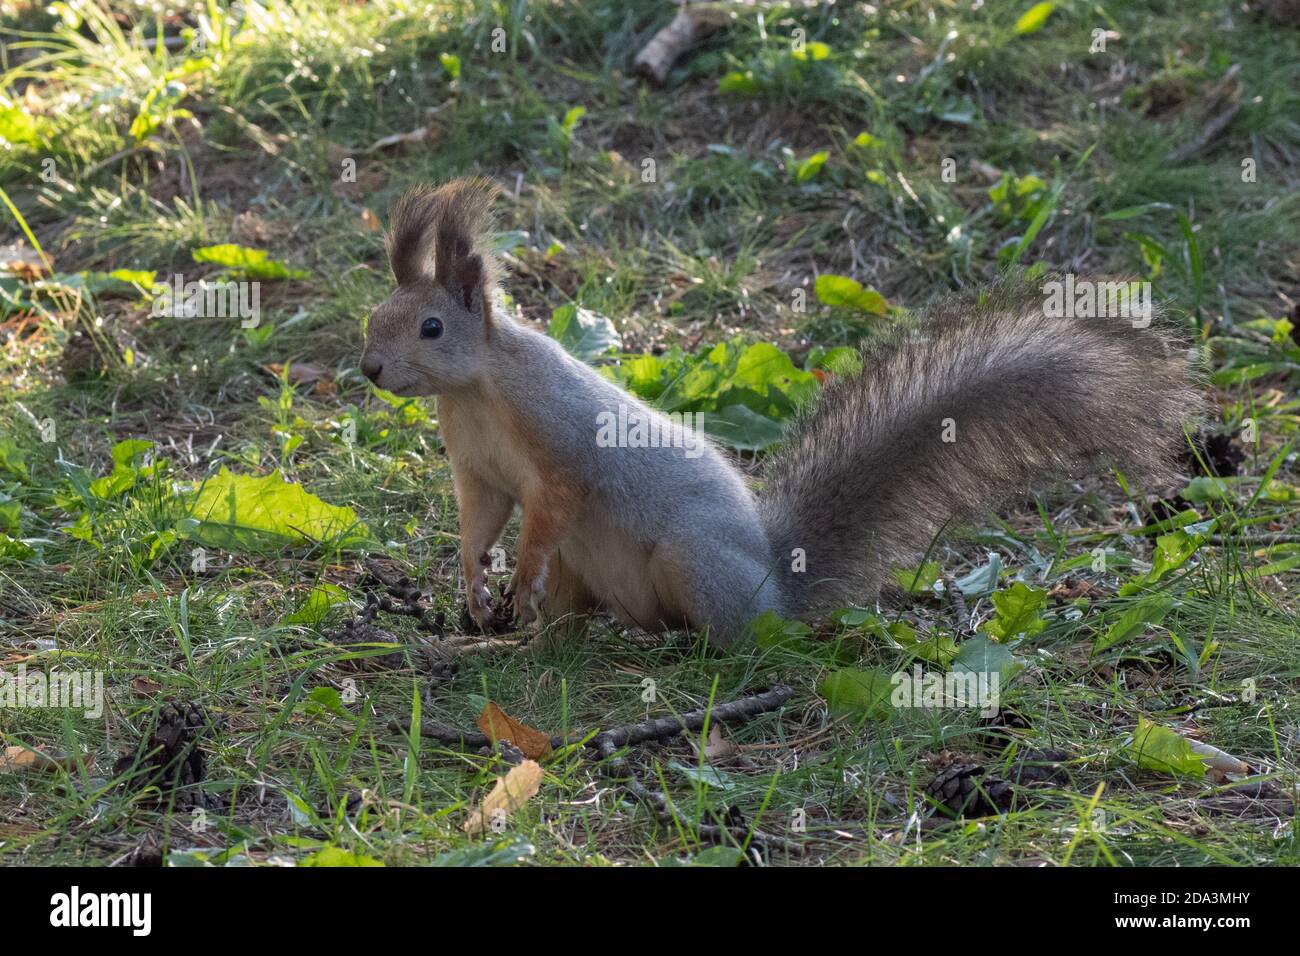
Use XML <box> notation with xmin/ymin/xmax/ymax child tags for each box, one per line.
<box><xmin>420</xmin><ymin>316</ymin><xmax>444</xmax><ymax>340</ymax></box>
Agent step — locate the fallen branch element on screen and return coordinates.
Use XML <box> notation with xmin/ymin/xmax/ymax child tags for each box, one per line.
<box><xmin>633</xmin><ymin>2</ymin><xmax>737</xmax><ymax>84</ymax></box>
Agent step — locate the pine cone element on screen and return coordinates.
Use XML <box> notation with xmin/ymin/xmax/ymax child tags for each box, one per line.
<box><xmin>926</xmin><ymin>763</ymin><xmax>1014</xmax><ymax>817</ymax></box>
<box><xmin>114</xmin><ymin>701</ymin><xmax>213</xmax><ymax>797</ymax></box>
<box><xmin>926</xmin><ymin>750</ymin><xmax>1069</xmax><ymax>817</ymax></box>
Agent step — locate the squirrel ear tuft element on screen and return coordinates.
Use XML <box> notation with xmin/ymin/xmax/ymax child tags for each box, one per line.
<box><xmin>385</xmin><ymin>177</ymin><xmax>499</xmax><ymax>289</ymax></box>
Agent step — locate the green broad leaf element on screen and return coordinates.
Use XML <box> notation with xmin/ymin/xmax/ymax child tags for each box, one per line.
<box><xmin>561</xmin><ymin>106</ymin><xmax>586</xmax><ymax>137</ymax></box>
<box><xmin>686</xmin><ymin>846</ymin><xmax>746</xmax><ymax>867</ymax></box>
<box><xmin>892</xmin><ymin>561</ymin><xmax>942</xmax><ymax>594</ymax></box>
<box><xmin>1179</xmin><ymin>476</ymin><xmax>1230</xmax><ymax>504</ymax></box>
<box><xmin>147</xmin><ymin>529</ymin><xmax>178</xmax><ymax>560</ymax></box>
<box><xmin>980</xmin><ymin>582</ymin><xmax>1048</xmax><ymax>642</ymax></box>
<box><xmin>732</xmin><ymin>342</ymin><xmax>818</xmax><ymax>403</ymax></box>
<box><xmin>953</xmin><ymin>554</ymin><xmax>1003</xmax><ymax>598</ymax></box>
<box><xmin>804</xmin><ymin>346</ymin><xmax>862</xmax><ymax>376</ymax></box>
<box><xmin>871</xmin><ymin>619</ymin><xmax>960</xmax><ymax>666</ymax></box>
<box><xmin>1014</xmin><ymin>2</ymin><xmax>1057</xmax><ymax>35</ymax></box>
<box><xmin>0</xmin><ymin>104</ymin><xmax>43</xmax><ymax>147</ymax></box>
<box><xmin>835</xmin><ymin>608</ymin><xmax>877</xmax><ymax>627</ymax></box>
<box><xmin>89</xmin><ymin>438</ymin><xmax>157</xmax><ymax>499</ymax></box>
<box><xmin>669</xmin><ymin>760</ymin><xmax>737</xmax><ymax>791</ymax></box>
<box><xmin>791</xmin><ymin>40</ymin><xmax>831</xmax><ymax>61</ymax></box>
<box><xmin>0</xmin><ymin>437</ymin><xmax>28</xmax><ymax>478</ymax></box>
<box><xmin>429</xmin><ymin>836</ymin><xmax>535</xmax><ymax>867</ymax></box>
<box><xmin>547</xmin><ymin>304</ymin><xmax>622</xmax><ymax>362</ymax></box>
<box><xmin>718</xmin><ymin>71</ymin><xmax>760</xmax><ymax>96</ymax></box>
<box><xmin>439</xmin><ymin>52</ymin><xmax>461</xmax><ymax>79</ymax></box>
<box><xmin>952</xmin><ymin>634</ymin><xmax>1023</xmax><ymax>682</ymax></box>
<box><xmin>491</xmin><ymin>230</ymin><xmax>529</xmax><ymax>254</ymax></box>
<box><xmin>748</xmin><ymin>609</ymin><xmax>813</xmax><ymax>650</ymax></box>
<box><xmin>820</xmin><ymin>668</ymin><xmax>895</xmax><ymax>719</ymax></box>
<box><xmin>1262</xmin><ymin>480</ymin><xmax>1299</xmax><ymax>503</ymax></box>
<box><xmin>704</xmin><ymin>404</ymin><xmax>786</xmax><ymax>451</ymax></box>
<box><xmin>180</xmin><ymin>468</ymin><xmax>369</xmax><ymax>552</ymax></box>
<box><xmin>1094</xmin><ymin>595</ymin><xmax>1175</xmax><ymax>652</ymax></box>
<box><xmin>301</xmin><ymin>846</ymin><xmax>384</xmax><ymax>867</ymax></box>
<box><xmin>0</xmin><ymin>499</ymin><xmax>20</xmax><ymax>534</ymax></box>
<box><xmin>285</xmin><ymin>583</ymin><xmax>349</xmax><ymax>626</ymax></box>
<box><xmin>192</xmin><ymin>244</ymin><xmax>308</xmax><ymax>280</ymax></box>
<box><xmin>1126</xmin><ymin>717</ymin><xmax>1207</xmax><ymax>778</ymax></box>
<box><xmin>0</xmin><ymin>532</ymin><xmax>35</xmax><ymax>560</ymax></box>
<box><xmin>793</xmin><ymin>150</ymin><xmax>829</xmax><ymax>182</ymax></box>
<box><xmin>814</xmin><ymin>274</ymin><xmax>888</xmax><ymax>315</ymax></box>
<box><xmin>112</xmin><ymin>438</ymin><xmax>154</xmax><ymax>470</ymax></box>
<box><xmin>1119</xmin><ymin>530</ymin><xmax>1204</xmax><ymax>595</ymax></box>
<box><xmin>302</xmin><ymin>686</ymin><xmax>352</xmax><ymax>718</ymax></box>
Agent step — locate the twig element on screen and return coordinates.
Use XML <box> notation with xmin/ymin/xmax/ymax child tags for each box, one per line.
<box><xmin>1207</xmin><ymin>533</ymin><xmax>1300</xmax><ymax>547</ymax></box>
<box><xmin>391</xmin><ymin>685</ymin><xmax>802</xmax><ymax>853</ymax></box>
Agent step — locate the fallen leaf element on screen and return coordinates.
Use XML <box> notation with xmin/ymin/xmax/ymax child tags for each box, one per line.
<box><xmin>700</xmin><ymin>725</ymin><xmax>737</xmax><ymax>760</ymax></box>
<box><xmin>476</xmin><ymin>701</ymin><xmax>552</xmax><ymax>759</ymax></box>
<box><xmin>131</xmin><ymin>676</ymin><xmax>162</xmax><ymax>697</ymax></box>
<box><xmin>1</xmin><ymin>746</ymin><xmax>90</xmax><ymax>774</ymax></box>
<box><xmin>1048</xmin><ymin>578</ymin><xmax>1104</xmax><ymax>600</ymax></box>
<box><xmin>0</xmin><ymin>243</ymin><xmax>50</xmax><ymax>281</ymax></box>
<box><xmin>359</xmin><ymin>208</ymin><xmax>382</xmax><ymax>232</ymax></box>
<box><xmin>463</xmin><ymin>759</ymin><xmax>543</xmax><ymax>834</ymax></box>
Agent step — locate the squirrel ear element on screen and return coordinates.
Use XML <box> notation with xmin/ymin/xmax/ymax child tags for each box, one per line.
<box><xmin>447</xmin><ymin>249</ymin><xmax>484</xmax><ymax>312</ymax></box>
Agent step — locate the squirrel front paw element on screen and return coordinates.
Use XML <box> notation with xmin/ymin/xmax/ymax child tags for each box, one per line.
<box><xmin>465</xmin><ymin>572</ymin><xmax>495</xmax><ymax>630</ymax></box>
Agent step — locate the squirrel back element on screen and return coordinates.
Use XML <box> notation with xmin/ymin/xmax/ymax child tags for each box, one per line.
<box><xmin>760</xmin><ymin>280</ymin><xmax>1201</xmax><ymax>616</ymax></box>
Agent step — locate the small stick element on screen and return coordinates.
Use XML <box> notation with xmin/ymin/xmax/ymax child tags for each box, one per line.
<box><xmin>390</xmin><ymin>685</ymin><xmax>802</xmax><ymax>852</ymax></box>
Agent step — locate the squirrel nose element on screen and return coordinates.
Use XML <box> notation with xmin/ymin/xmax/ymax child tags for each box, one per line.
<box><xmin>361</xmin><ymin>355</ymin><xmax>383</xmax><ymax>382</ymax></box>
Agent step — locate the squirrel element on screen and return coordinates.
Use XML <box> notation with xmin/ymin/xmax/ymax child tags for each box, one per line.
<box><xmin>360</xmin><ymin>177</ymin><xmax>1200</xmax><ymax>647</ymax></box>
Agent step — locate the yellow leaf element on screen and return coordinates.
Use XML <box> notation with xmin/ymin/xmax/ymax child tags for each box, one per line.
<box><xmin>463</xmin><ymin>759</ymin><xmax>543</xmax><ymax>835</ymax></box>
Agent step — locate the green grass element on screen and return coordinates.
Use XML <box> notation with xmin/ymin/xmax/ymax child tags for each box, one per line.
<box><xmin>1</xmin><ymin>0</ymin><xmax>1298</xmax><ymax>866</ymax></box>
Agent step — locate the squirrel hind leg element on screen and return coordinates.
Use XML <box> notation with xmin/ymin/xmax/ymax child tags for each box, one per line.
<box><xmin>651</xmin><ymin>545</ymin><xmax>784</xmax><ymax>649</ymax></box>
<box><xmin>541</xmin><ymin>552</ymin><xmax>598</xmax><ymax>619</ymax></box>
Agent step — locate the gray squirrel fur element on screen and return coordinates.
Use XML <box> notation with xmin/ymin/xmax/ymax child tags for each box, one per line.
<box><xmin>360</xmin><ymin>178</ymin><xmax>1200</xmax><ymax>647</ymax></box>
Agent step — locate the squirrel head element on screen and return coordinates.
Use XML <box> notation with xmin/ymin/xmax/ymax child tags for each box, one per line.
<box><xmin>360</xmin><ymin>177</ymin><xmax>501</xmax><ymax>396</ymax></box>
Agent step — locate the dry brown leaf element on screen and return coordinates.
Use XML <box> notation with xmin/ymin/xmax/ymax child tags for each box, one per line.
<box><xmin>0</xmin><ymin>243</ymin><xmax>50</xmax><ymax>281</ymax></box>
<box><xmin>476</xmin><ymin>701</ymin><xmax>552</xmax><ymax>759</ymax></box>
<box><xmin>463</xmin><ymin>759</ymin><xmax>543</xmax><ymax>835</ymax></box>
<box><xmin>131</xmin><ymin>676</ymin><xmax>162</xmax><ymax>697</ymax></box>
<box><xmin>1</xmin><ymin>745</ymin><xmax>89</xmax><ymax>774</ymax></box>
<box><xmin>1048</xmin><ymin>579</ymin><xmax>1104</xmax><ymax>601</ymax></box>
<box><xmin>701</xmin><ymin>725</ymin><xmax>737</xmax><ymax>760</ymax></box>
<box><xmin>359</xmin><ymin>208</ymin><xmax>382</xmax><ymax>232</ymax></box>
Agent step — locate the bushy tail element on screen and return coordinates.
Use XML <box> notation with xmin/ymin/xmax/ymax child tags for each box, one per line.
<box><xmin>760</xmin><ymin>279</ymin><xmax>1202</xmax><ymax>615</ymax></box>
